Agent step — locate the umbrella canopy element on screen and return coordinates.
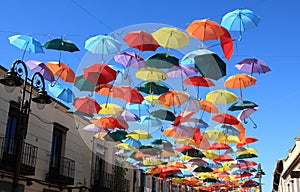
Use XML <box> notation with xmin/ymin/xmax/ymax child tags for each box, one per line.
<box><xmin>182</xmin><ymin>49</ymin><xmax>226</xmax><ymax>80</ymax></box>
<box><xmin>213</xmin><ymin>154</ymin><xmax>234</xmax><ymax>162</ymax></box>
<box><xmin>163</xmin><ymin>125</ymin><xmax>193</xmax><ymax>139</ymax></box>
<box><xmin>235</xmin><ymin>58</ymin><xmax>271</xmax><ymax>75</ymax></box>
<box><xmin>99</xmin><ymin>103</ymin><xmax>123</xmax><ymax>114</ymax></box>
<box><xmin>103</xmin><ymin>129</ymin><xmax>128</xmax><ymax>141</ymax></box>
<box><xmin>236</xmin><ymin>153</ymin><xmax>258</xmax><ymax>160</ymax></box>
<box><xmin>123</xmin><ymin>30</ymin><xmax>160</xmax><ymax>51</ymax></box>
<box><xmin>186</xmin><ymin>19</ymin><xmax>224</xmax><ymax>41</ymax></box>
<box><xmin>74</xmin><ymin>74</ymin><xmax>97</xmax><ymax>92</ymax></box>
<box><xmin>199</xmin><ymin>99</ymin><xmax>219</xmax><ymax>114</ymax></box>
<box><xmin>209</xmin><ymin>142</ymin><xmax>231</xmax><ymax>150</ymax></box>
<box><xmin>46</xmin><ymin>61</ymin><xmax>76</xmax><ymax>83</ymax></box>
<box><xmin>84</xmin><ymin>34</ymin><xmax>121</xmax><ymax>54</ymax></box>
<box><xmin>48</xmin><ymin>84</ymin><xmax>74</xmax><ymax>103</ymax></box>
<box><xmin>83</xmin><ymin>63</ymin><xmax>117</xmax><ymax>84</ymax></box>
<box><xmin>157</xmin><ymin>90</ymin><xmax>189</xmax><ymax>106</ymax></box>
<box><xmin>224</xmin><ymin>74</ymin><xmax>256</xmax><ymax>89</ymax></box>
<box><xmin>151</xmin><ymin>139</ymin><xmax>173</xmax><ymax>148</ymax></box>
<box><xmin>25</xmin><ymin>60</ymin><xmax>54</xmax><ymax>82</ymax></box>
<box><xmin>193</xmin><ymin>166</ymin><xmax>214</xmax><ymax>173</ymax></box>
<box><xmin>167</xmin><ymin>65</ymin><xmax>198</xmax><ymax>78</ymax></box>
<box><xmin>228</xmin><ymin>100</ymin><xmax>258</xmax><ymax>111</ymax></box>
<box><xmin>90</xmin><ymin>116</ymin><xmax>128</xmax><ymax>130</ymax></box>
<box><xmin>73</xmin><ymin>96</ymin><xmax>101</xmax><ymax>115</ymax></box>
<box><xmin>206</xmin><ymin>89</ymin><xmax>237</xmax><ymax>104</ymax></box>
<box><xmin>94</xmin><ymin>84</ymin><xmax>123</xmax><ymax>98</ymax></box>
<box><xmin>152</xmin><ymin>27</ymin><xmax>189</xmax><ymax>49</ymax></box>
<box><xmin>221</xmin><ymin>9</ymin><xmax>261</xmax><ymax>32</ymax></box>
<box><xmin>114</xmin><ymin>110</ymin><xmax>140</xmax><ymax>122</ymax></box>
<box><xmin>212</xmin><ymin>113</ymin><xmax>240</xmax><ymax>125</ymax></box>
<box><xmin>82</xmin><ymin>124</ymin><xmax>106</xmax><ymax>132</ymax></box>
<box><xmin>136</xmin><ymin>81</ymin><xmax>169</xmax><ymax>95</ymax></box>
<box><xmin>122</xmin><ymin>137</ymin><xmax>142</xmax><ymax>149</ymax></box>
<box><xmin>114</xmin><ymin>51</ymin><xmax>146</xmax><ymax>68</ymax></box>
<box><xmin>9</xmin><ymin>34</ymin><xmax>44</xmax><ymax>53</ymax></box>
<box><xmin>118</xmin><ymin>86</ymin><xmax>144</xmax><ymax>104</ymax></box>
<box><xmin>183</xmin><ymin>76</ymin><xmax>215</xmax><ymax>87</ymax></box>
<box><xmin>135</xmin><ymin>67</ymin><xmax>168</xmax><ymax>82</ymax></box>
<box><xmin>127</xmin><ymin>130</ymin><xmax>152</xmax><ymax>140</ymax></box>
<box><xmin>150</xmin><ymin>109</ymin><xmax>176</xmax><ymax>121</ymax></box>
<box><xmin>43</xmin><ymin>38</ymin><xmax>80</xmax><ymax>52</ymax></box>
<box><xmin>146</xmin><ymin>53</ymin><xmax>179</xmax><ymax>69</ymax></box>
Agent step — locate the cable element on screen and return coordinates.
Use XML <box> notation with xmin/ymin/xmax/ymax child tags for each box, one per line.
<box><xmin>30</xmin><ymin>112</ymin><xmax>53</xmax><ymax>125</ymax></box>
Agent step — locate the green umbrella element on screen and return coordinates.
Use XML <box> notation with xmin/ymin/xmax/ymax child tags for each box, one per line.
<box><xmin>136</xmin><ymin>81</ymin><xmax>169</xmax><ymax>95</ymax></box>
<box><xmin>43</xmin><ymin>38</ymin><xmax>80</xmax><ymax>52</ymax></box>
<box><xmin>74</xmin><ymin>75</ymin><xmax>97</xmax><ymax>92</ymax></box>
<box><xmin>150</xmin><ymin>139</ymin><xmax>173</xmax><ymax>148</ymax></box>
<box><xmin>146</xmin><ymin>53</ymin><xmax>179</xmax><ymax>69</ymax></box>
<box><xmin>236</xmin><ymin>153</ymin><xmax>258</xmax><ymax>159</ymax></box>
<box><xmin>228</xmin><ymin>100</ymin><xmax>258</xmax><ymax>111</ymax></box>
<box><xmin>103</xmin><ymin>130</ymin><xmax>128</xmax><ymax>141</ymax></box>
<box><xmin>150</xmin><ymin>109</ymin><xmax>175</xmax><ymax>121</ymax></box>
<box><xmin>66</xmin><ymin>107</ymin><xmax>93</xmax><ymax>117</ymax></box>
<box><xmin>193</xmin><ymin>166</ymin><xmax>214</xmax><ymax>173</ymax></box>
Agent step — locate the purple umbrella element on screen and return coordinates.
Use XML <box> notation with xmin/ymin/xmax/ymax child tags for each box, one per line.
<box><xmin>114</xmin><ymin>52</ymin><xmax>146</xmax><ymax>68</ymax></box>
<box><xmin>166</xmin><ymin>65</ymin><xmax>198</xmax><ymax>90</ymax></box>
<box><xmin>82</xmin><ymin>124</ymin><xmax>107</xmax><ymax>132</ymax></box>
<box><xmin>235</xmin><ymin>58</ymin><xmax>271</xmax><ymax>75</ymax></box>
<box><xmin>237</xmin><ymin>107</ymin><xmax>259</xmax><ymax>128</ymax></box>
<box><xmin>114</xmin><ymin>110</ymin><xmax>140</xmax><ymax>122</ymax></box>
<box><xmin>25</xmin><ymin>60</ymin><xmax>55</xmax><ymax>82</ymax></box>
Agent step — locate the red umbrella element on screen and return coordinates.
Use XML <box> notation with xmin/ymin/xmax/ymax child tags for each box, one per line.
<box><xmin>123</xmin><ymin>30</ymin><xmax>160</xmax><ymax>51</ymax></box>
<box><xmin>83</xmin><ymin>63</ymin><xmax>117</xmax><ymax>84</ymax></box>
<box><xmin>220</xmin><ymin>26</ymin><xmax>233</xmax><ymax>60</ymax></box>
<box><xmin>236</xmin><ymin>137</ymin><xmax>259</xmax><ymax>147</ymax></box>
<box><xmin>173</xmin><ymin>111</ymin><xmax>195</xmax><ymax>126</ymax></box>
<box><xmin>73</xmin><ymin>96</ymin><xmax>101</xmax><ymax>115</ymax></box>
<box><xmin>90</xmin><ymin>116</ymin><xmax>128</xmax><ymax>130</ymax></box>
<box><xmin>94</xmin><ymin>84</ymin><xmax>123</xmax><ymax>98</ymax></box>
<box><xmin>183</xmin><ymin>76</ymin><xmax>215</xmax><ymax>99</ymax></box>
<box><xmin>175</xmin><ymin>145</ymin><xmax>194</xmax><ymax>152</ymax></box>
<box><xmin>213</xmin><ymin>154</ymin><xmax>234</xmax><ymax>162</ymax></box>
<box><xmin>209</xmin><ymin>142</ymin><xmax>231</xmax><ymax>150</ymax></box>
<box><xmin>118</xmin><ymin>86</ymin><xmax>144</xmax><ymax>104</ymax></box>
<box><xmin>212</xmin><ymin>113</ymin><xmax>240</xmax><ymax>125</ymax></box>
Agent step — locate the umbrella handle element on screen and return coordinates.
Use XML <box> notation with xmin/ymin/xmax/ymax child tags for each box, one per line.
<box><xmin>243</xmin><ymin>119</ymin><xmax>248</xmax><ymax>124</ymax></box>
<box><xmin>162</xmin><ymin>75</ymin><xmax>167</xmax><ymax>80</ymax></box>
<box><xmin>182</xmin><ymin>83</ymin><xmax>187</xmax><ymax>91</ymax></box>
<box><xmin>88</xmin><ymin>91</ymin><xmax>94</xmax><ymax>97</ymax></box>
<box><xmin>248</xmin><ymin>116</ymin><xmax>257</xmax><ymax>129</ymax></box>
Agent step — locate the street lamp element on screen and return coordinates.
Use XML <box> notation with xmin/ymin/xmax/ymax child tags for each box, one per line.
<box><xmin>255</xmin><ymin>163</ymin><xmax>265</xmax><ymax>192</ymax></box>
<box><xmin>0</xmin><ymin>59</ymin><xmax>52</xmax><ymax>192</ymax></box>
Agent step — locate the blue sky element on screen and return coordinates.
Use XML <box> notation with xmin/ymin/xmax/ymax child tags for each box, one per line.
<box><xmin>1</xmin><ymin>0</ymin><xmax>300</xmax><ymax>191</ymax></box>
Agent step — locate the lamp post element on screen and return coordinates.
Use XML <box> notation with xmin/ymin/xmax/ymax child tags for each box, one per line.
<box><xmin>0</xmin><ymin>60</ymin><xmax>52</xmax><ymax>192</ymax></box>
<box><xmin>255</xmin><ymin>163</ymin><xmax>265</xmax><ymax>192</ymax></box>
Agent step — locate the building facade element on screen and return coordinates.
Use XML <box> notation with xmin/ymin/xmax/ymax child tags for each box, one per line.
<box><xmin>273</xmin><ymin>137</ymin><xmax>300</xmax><ymax>192</ymax></box>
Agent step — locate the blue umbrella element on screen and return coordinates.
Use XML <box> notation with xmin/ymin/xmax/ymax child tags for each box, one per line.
<box><xmin>48</xmin><ymin>84</ymin><xmax>74</xmax><ymax>103</ymax></box>
<box><xmin>122</xmin><ymin>137</ymin><xmax>142</xmax><ymax>149</ymax></box>
<box><xmin>8</xmin><ymin>34</ymin><xmax>44</xmax><ymax>60</ymax></box>
<box><xmin>221</xmin><ymin>9</ymin><xmax>261</xmax><ymax>40</ymax></box>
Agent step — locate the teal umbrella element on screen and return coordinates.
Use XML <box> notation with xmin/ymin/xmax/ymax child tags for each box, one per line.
<box><xmin>146</xmin><ymin>53</ymin><xmax>179</xmax><ymax>69</ymax></box>
<box><xmin>136</xmin><ymin>81</ymin><xmax>169</xmax><ymax>95</ymax></box>
<box><xmin>74</xmin><ymin>74</ymin><xmax>97</xmax><ymax>92</ymax></box>
<box><xmin>228</xmin><ymin>100</ymin><xmax>258</xmax><ymax>111</ymax></box>
<box><xmin>104</xmin><ymin>129</ymin><xmax>128</xmax><ymax>142</ymax></box>
<box><xmin>150</xmin><ymin>109</ymin><xmax>175</xmax><ymax>121</ymax></box>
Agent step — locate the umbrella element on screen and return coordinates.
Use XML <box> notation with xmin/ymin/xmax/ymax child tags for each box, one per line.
<box><xmin>212</xmin><ymin>113</ymin><xmax>240</xmax><ymax>125</ymax></box>
<box><xmin>139</xmin><ymin>116</ymin><xmax>163</xmax><ymax>130</ymax></box>
<box><xmin>202</xmin><ymin>150</ymin><xmax>219</xmax><ymax>160</ymax></box>
<box><xmin>48</xmin><ymin>84</ymin><xmax>74</xmax><ymax>103</ymax></box>
<box><xmin>136</xmin><ymin>81</ymin><xmax>169</xmax><ymax>95</ymax></box>
<box><xmin>122</xmin><ymin>138</ymin><xmax>142</xmax><ymax>149</ymax></box>
<box><xmin>237</xmin><ymin>107</ymin><xmax>258</xmax><ymax>128</ymax></box>
<box><xmin>90</xmin><ymin>116</ymin><xmax>128</xmax><ymax>130</ymax></box>
<box><xmin>219</xmin><ymin>26</ymin><xmax>234</xmax><ymax>60</ymax></box>
<box><xmin>85</xmin><ymin>34</ymin><xmax>121</xmax><ymax>61</ymax></box>
<box><xmin>235</xmin><ymin>58</ymin><xmax>271</xmax><ymax>76</ymax></box>
<box><xmin>214</xmin><ymin>124</ymin><xmax>240</xmax><ymax>136</ymax></box>
<box><xmin>43</xmin><ymin>38</ymin><xmax>79</xmax><ymax>63</ymax></box>
<box><xmin>193</xmin><ymin>166</ymin><xmax>214</xmax><ymax>173</ymax></box>
<box><xmin>116</xmin><ymin>86</ymin><xmax>144</xmax><ymax>104</ymax></box>
<box><xmin>46</xmin><ymin>61</ymin><xmax>76</xmax><ymax>83</ymax></box>
<box><xmin>94</xmin><ymin>84</ymin><xmax>123</xmax><ymax>98</ymax></box>
<box><xmin>25</xmin><ymin>60</ymin><xmax>54</xmax><ymax>82</ymax></box>
<box><xmin>114</xmin><ymin>110</ymin><xmax>140</xmax><ymax>122</ymax></box>
<box><xmin>150</xmin><ymin>139</ymin><xmax>173</xmax><ymax>148</ymax></box>
<box><xmin>73</xmin><ymin>96</ymin><xmax>101</xmax><ymax>115</ymax></box>
<box><xmin>228</xmin><ymin>100</ymin><xmax>258</xmax><ymax>111</ymax></box>
<box><xmin>221</xmin><ymin>9</ymin><xmax>261</xmax><ymax>40</ymax></box>
<box><xmin>206</xmin><ymin>89</ymin><xmax>237</xmax><ymax>104</ymax></box>
<box><xmin>236</xmin><ymin>137</ymin><xmax>258</xmax><ymax>147</ymax></box>
<box><xmin>83</xmin><ymin>63</ymin><xmax>117</xmax><ymax>84</ymax></box>
<box><xmin>209</xmin><ymin>142</ymin><xmax>231</xmax><ymax>150</ymax></box>
<box><xmin>236</xmin><ymin>153</ymin><xmax>258</xmax><ymax>160</ymax></box>
<box><xmin>103</xmin><ymin>129</ymin><xmax>128</xmax><ymax>141</ymax></box>
<box><xmin>224</xmin><ymin>73</ymin><xmax>256</xmax><ymax>99</ymax></box>
<box><xmin>145</xmin><ymin>53</ymin><xmax>179</xmax><ymax>69</ymax></box>
<box><xmin>182</xmin><ymin>49</ymin><xmax>226</xmax><ymax>80</ymax></box>
<box><xmin>82</xmin><ymin>124</ymin><xmax>106</xmax><ymax>132</ymax></box>
<box><xmin>213</xmin><ymin>154</ymin><xmax>234</xmax><ymax>162</ymax></box>
<box><xmin>182</xmin><ymin>148</ymin><xmax>205</xmax><ymax>158</ymax></box>
<box><xmin>150</xmin><ymin>109</ymin><xmax>176</xmax><ymax>121</ymax></box>
<box><xmin>199</xmin><ymin>99</ymin><xmax>219</xmax><ymax>114</ymax></box>
<box><xmin>99</xmin><ymin>103</ymin><xmax>123</xmax><ymax>114</ymax></box>
<box><xmin>203</xmin><ymin>130</ymin><xmax>227</xmax><ymax>141</ymax></box>
<box><xmin>123</xmin><ymin>30</ymin><xmax>160</xmax><ymax>51</ymax></box>
<box><xmin>152</xmin><ymin>27</ymin><xmax>189</xmax><ymax>49</ymax></box>
<box><xmin>167</xmin><ymin>64</ymin><xmax>198</xmax><ymax>90</ymax></box>
<box><xmin>183</xmin><ymin>76</ymin><xmax>215</xmax><ymax>99</ymax></box>
<box><xmin>135</xmin><ymin>67</ymin><xmax>168</xmax><ymax>82</ymax></box>
<box><xmin>9</xmin><ymin>34</ymin><xmax>44</xmax><ymax>60</ymax></box>
<box><xmin>158</xmin><ymin>90</ymin><xmax>189</xmax><ymax>107</ymax></box>
<box><xmin>114</xmin><ymin>51</ymin><xmax>146</xmax><ymax>68</ymax></box>
<box><xmin>127</xmin><ymin>130</ymin><xmax>152</xmax><ymax>140</ymax></box>
<box><xmin>163</xmin><ymin>125</ymin><xmax>193</xmax><ymax>139</ymax></box>
<box><xmin>74</xmin><ymin>74</ymin><xmax>97</xmax><ymax>93</ymax></box>
<box><xmin>186</xmin><ymin>19</ymin><xmax>224</xmax><ymax>42</ymax></box>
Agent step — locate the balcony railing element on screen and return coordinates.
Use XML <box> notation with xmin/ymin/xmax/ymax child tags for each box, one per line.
<box><xmin>0</xmin><ymin>137</ymin><xmax>38</xmax><ymax>175</ymax></box>
<box><xmin>93</xmin><ymin>172</ymin><xmax>130</xmax><ymax>192</ymax></box>
<box><xmin>46</xmin><ymin>156</ymin><xmax>75</xmax><ymax>185</ymax></box>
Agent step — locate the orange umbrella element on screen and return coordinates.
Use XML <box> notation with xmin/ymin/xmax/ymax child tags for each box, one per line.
<box><xmin>118</xmin><ymin>86</ymin><xmax>144</xmax><ymax>104</ymax></box>
<box><xmin>166</xmin><ymin>161</ymin><xmax>187</xmax><ymax>168</ymax></box>
<box><xmin>181</xmin><ymin>177</ymin><xmax>202</xmax><ymax>186</ymax></box>
<box><xmin>163</xmin><ymin>125</ymin><xmax>193</xmax><ymax>139</ymax></box>
<box><xmin>90</xmin><ymin>116</ymin><xmax>128</xmax><ymax>130</ymax></box>
<box><xmin>158</xmin><ymin>90</ymin><xmax>189</xmax><ymax>113</ymax></box>
<box><xmin>94</xmin><ymin>84</ymin><xmax>122</xmax><ymax>98</ymax></box>
<box><xmin>73</xmin><ymin>96</ymin><xmax>101</xmax><ymax>115</ymax></box>
<box><xmin>224</xmin><ymin>73</ymin><xmax>256</xmax><ymax>99</ymax></box>
<box><xmin>186</xmin><ymin>19</ymin><xmax>224</xmax><ymax>42</ymax></box>
<box><xmin>46</xmin><ymin>61</ymin><xmax>75</xmax><ymax>83</ymax></box>
<box><xmin>199</xmin><ymin>99</ymin><xmax>219</xmax><ymax>120</ymax></box>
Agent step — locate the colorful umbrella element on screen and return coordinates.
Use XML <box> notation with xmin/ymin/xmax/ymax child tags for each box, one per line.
<box><xmin>122</xmin><ymin>137</ymin><xmax>142</xmax><ymax>149</ymax></box>
<box><xmin>135</xmin><ymin>67</ymin><xmax>168</xmax><ymax>82</ymax></box>
<box><xmin>145</xmin><ymin>53</ymin><xmax>179</xmax><ymax>69</ymax></box>
<box><xmin>157</xmin><ymin>90</ymin><xmax>189</xmax><ymax>107</ymax></box>
<box><xmin>127</xmin><ymin>130</ymin><xmax>152</xmax><ymax>140</ymax></box>
<box><xmin>74</xmin><ymin>74</ymin><xmax>97</xmax><ymax>93</ymax></box>
<box><xmin>199</xmin><ymin>99</ymin><xmax>219</xmax><ymax>114</ymax></box>
<box><xmin>48</xmin><ymin>84</ymin><xmax>74</xmax><ymax>103</ymax></box>
<box><xmin>228</xmin><ymin>100</ymin><xmax>258</xmax><ymax>111</ymax></box>
<box><xmin>25</xmin><ymin>60</ymin><xmax>54</xmax><ymax>82</ymax></box>
<box><xmin>82</xmin><ymin>124</ymin><xmax>106</xmax><ymax>132</ymax></box>
<box><xmin>152</xmin><ymin>27</ymin><xmax>189</xmax><ymax>49</ymax></box>
<box><xmin>9</xmin><ymin>34</ymin><xmax>44</xmax><ymax>60</ymax></box>
<box><xmin>94</xmin><ymin>84</ymin><xmax>123</xmax><ymax>98</ymax></box>
<box><xmin>136</xmin><ymin>81</ymin><xmax>169</xmax><ymax>95</ymax></box>
<box><xmin>150</xmin><ymin>109</ymin><xmax>176</xmax><ymax>121</ymax></box>
<box><xmin>99</xmin><ymin>103</ymin><xmax>123</xmax><ymax>114</ymax></box>
<box><xmin>237</xmin><ymin>107</ymin><xmax>258</xmax><ymax>128</ymax></box>
<box><xmin>235</xmin><ymin>58</ymin><xmax>271</xmax><ymax>76</ymax></box>
<box><xmin>209</xmin><ymin>142</ymin><xmax>231</xmax><ymax>150</ymax></box>
<box><xmin>123</xmin><ymin>30</ymin><xmax>160</xmax><ymax>51</ymax></box>
<box><xmin>183</xmin><ymin>76</ymin><xmax>215</xmax><ymax>99</ymax></box>
<box><xmin>90</xmin><ymin>116</ymin><xmax>128</xmax><ymax>130</ymax></box>
<box><xmin>83</xmin><ymin>63</ymin><xmax>117</xmax><ymax>84</ymax></box>
<box><xmin>206</xmin><ymin>89</ymin><xmax>237</xmax><ymax>104</ymax></box>
<box><xmin>73</xmin><ymin>96</ymin><xmax>101</xmax><ymax>115</ymax></box>
<box><xmin>118</xmin><ymin>86</ymin><xmax>144</xmax><ymax>104</ymax></box>
<box><xmin>113</xmin><ymin>110</ymin><xmax>140</xmax><ymax>122</ymax></box>
<box><xmin>114</xmin><ymin>51</ymin><xmax>146</xmax><ymax>68</ymax></box>
<box><xmin>46</xmin><ymin>61</ymin><xmax>76</xmax><ymax>83</ymax></box>
<box><xmin>212</xmin><ymin>113</ymin><xmax>240</xmax><ymax>125</ymax></box>
<box><xmin>219</xmin><ymin>26</ymin><xmax>234</xmax><ymax>60</ymax></box>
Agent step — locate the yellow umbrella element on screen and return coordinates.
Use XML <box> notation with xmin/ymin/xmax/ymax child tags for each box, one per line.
<box><xmin>161</xmin><ymin>150</ymin><xmax>179</xmax><ymax>157</ymax></box>
<box><xmin>175</xmin><ymin>138</ymin><xmax>191</xmax><ymax>145</ymax></box>
<box><xmin>152</xmin><ymin>27</ymin><xmax>189</xmax><ymax>49</ymax></box>
<box><xmin>237</xmin><ymin>147</ymin><xmax>258</xmax><ymax>155</ymax></box>
<box><xmin>135</xmin><ymin>67</ymin><xmax>168</xmax><ymax>82</ymax></box>
<box><xmin>116</xmin><ymin>143</ymin><xmax>138</xmax><ymax>152</ymax></box>
<box><xmin>144</xmin><ymin>95</ymin><xmax>171</xmax><ymax>108</ymax></box>
<box><xmin>202</xmin><ymin>150</ymin><xmax>219</xmax><ymax>160</ymax></box>
<box><xmin>206</xmin><ymin>89</ymin><xmax>237</xmax><ymax>104</ymax></box>
<box><xmin>221</xmin><ymin>135</ymin><xmax>240</xmax><ymax>144</ymax></box>
<box><xmin>99</xmin><ymin>103</ymin><xmax>123</xmax><ymax>114</ymax></box>
<box><xmin>126</xmin><ymin>130</ymin><xmax>152</xmax><ymax>140</ymax></box>
<box><xmin>203</xmin><ymin>130</ymin><xmax>227</xmax><ymax>141</ymax></box>
<box><xmin>142</xmin><ymin>158</ymin><xmax>163</xmax><ymax>166</ymax></box>
<box><xmin>180</xmin><ymin>154</ymin><xmax>193</xmax><ymax>161</ymax></box>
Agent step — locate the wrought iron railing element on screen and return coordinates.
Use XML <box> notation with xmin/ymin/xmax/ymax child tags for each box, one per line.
<box><xmin>0</xmin><ymin>137</ymin><xmax>38</xmax><ymax>175</ymax></box>
<box><xmin>93</xmin><ymin>171</ymin><xmax>130</xmax><ymax>192</ymax></box>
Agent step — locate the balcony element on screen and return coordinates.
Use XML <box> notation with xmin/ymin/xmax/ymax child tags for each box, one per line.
<box><xmin>93</xmin><ymin>172</ymin><xmax>130</xmax><ymax>192</ymax></box>
<box><xmin>0</xmin><ymin>137</ymin><xmax>38</xmax><ymax>175</ymax></box>
<box><xmin>46</xmin><ymin>156</ymin><xmax>75</xmax><ymax>185</ymax></box>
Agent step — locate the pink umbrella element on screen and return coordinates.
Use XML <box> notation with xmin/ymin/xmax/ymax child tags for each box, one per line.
<box><xmin>82</xmin><ymin>124</ymin><xmax>107</xmax><ymax>132</ymax></box>
<box><xmin>25</xmin><ymin>60</ymin><xmax>55</xmax><ymax>82</ymax></box>
<box><xmin>237</xmin><ymin>107</ymin><xmax>258</xmax><ymax>128</ymax></box>
<box><xmin>166</xmin><ymin>65</ymin><xmax>198</xmax><ymax>90</ymax></box>
<box><xmin>114</xmin><ymin>51</ymin><xmax>146</xmax><ymax>68</ymax></box>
